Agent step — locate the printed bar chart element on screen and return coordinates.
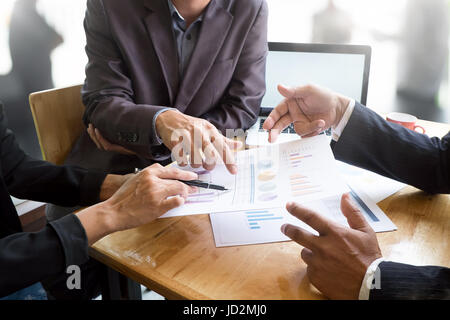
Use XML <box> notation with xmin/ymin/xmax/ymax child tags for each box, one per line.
<box><xmin>289</xmin><ymin>153</ymin><xmax>313</xmax><ymax>168</ymax></box>
<box><xmin>245</xmin><ymin>210</ymin><xmax>284</xmax><ymax>230</ymax></box>
<box><xmin>289</xmin><ymin>173</ymin><xmax>322</xmax><ymax>198</ymax></box>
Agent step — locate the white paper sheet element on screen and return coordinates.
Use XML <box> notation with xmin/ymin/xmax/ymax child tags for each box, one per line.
<box><xmin>161</xmin><ymin>135</ymin><xmax>349</xmax><ymax>218</ymax></box>
<box><xmin>337</xmin><ymin>161</ymin><xmax>406</xmax><ymax>203</ymax></box>
<box><xmin>210</xmin><ymin>186</ymin><xmax>397</xmax><ymax>248</ymax></box>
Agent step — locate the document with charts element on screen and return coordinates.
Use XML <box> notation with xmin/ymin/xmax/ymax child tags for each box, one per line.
<box><xmin>210</xmin><ymin>186</ymin><xmax>397</xmax><ymax>247</ymax></box>
<box><xmin>161</xmin><ymin>135</ymin><xmax>349</xmax><ymax>218</ymax></box>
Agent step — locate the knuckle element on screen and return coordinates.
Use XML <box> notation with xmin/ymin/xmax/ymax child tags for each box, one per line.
<box><xmin>181</xmin><ymin>186</ymin><xmax>190</xmax><ymax>197</ymax></box>
<box><xmin>172</xmin><ymin>168</ymin><xmax>183</xmax><ymax>177</ymax></box>
<box><xmin>174</xmin><ymin>196</ymin><xmax>184</xmax><ymax>206</ymax></box>
<box><xmin>141</xmin><ymin>170</ymin><xmax>154</xmax><ymax>181</ymax></box>
<box><xmin>204</xmin><ymin>121</ymin><xmax>213</xmax><ymax>129</ymax></box>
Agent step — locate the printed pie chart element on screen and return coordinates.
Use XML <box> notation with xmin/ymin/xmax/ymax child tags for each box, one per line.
<box><xmin>258</xmin><ymin>159</ymin><xmax>273</xmax><ymax>170</ymax></box>
<box><xmin>258</xmin><ymin>182</ymin><xmax>277</xmax><ymax>192</ymax></box>
<box><xmin>258</xmin><ymin>193</ymin><xmax>278</xmax><ymax>202</ymax></box>
<box><xmin>258</xmin><ymin>170</ymin><xmax>277</xmax><ymax>182</ymax></box>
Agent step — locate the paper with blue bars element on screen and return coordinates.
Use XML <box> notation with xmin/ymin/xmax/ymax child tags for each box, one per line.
<box><xmin>210</xmin><ymin>185</ymin><xmax>397</xmax><ymax>247</ymax></box>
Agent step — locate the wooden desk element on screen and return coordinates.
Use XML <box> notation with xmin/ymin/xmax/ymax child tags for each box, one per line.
<box><xmin>90</xmin><ymin>120</ymin><xmax>450</xmax><ymax>300</ymax></box>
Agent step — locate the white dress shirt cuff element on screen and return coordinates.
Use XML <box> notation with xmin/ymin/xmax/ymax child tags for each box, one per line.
<box><xmin>358</xmin><ymin>257</ymin><xmax>385</xmax><ymax>300</ymax></box>
<box><xmin>152</xmin><ymin>108</ymin><xmax>174</xmax><ymax>145</ymax></box>
<box><xmin>332</xmin><ymin>99</ymin><xmax>355</xmax><ymax>142</ymax></box>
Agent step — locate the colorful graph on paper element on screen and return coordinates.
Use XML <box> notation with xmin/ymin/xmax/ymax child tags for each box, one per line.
<box><xmin>288</xmin><ymin>151</ymin><xmax>322</xmax><ymax>197</ymax></box>
<box><xmin>162</xmin><ymin>135</ymin><xmax>349</xmax><ymax>218</ymax></box>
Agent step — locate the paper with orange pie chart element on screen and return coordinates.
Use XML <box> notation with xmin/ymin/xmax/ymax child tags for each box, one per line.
<box><xmin>162</xmin><ymin>135</ymin><xmax>349</xmax><ymax>218</ymax></box>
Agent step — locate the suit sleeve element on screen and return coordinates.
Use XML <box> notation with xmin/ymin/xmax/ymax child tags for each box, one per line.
<box><xmin>370</xmin><ymin>262</ymin><xmax>450</xmax><ymax>300</ymax></box>
<box><xmin>0</xmin><ymin>106</ymin><xmax>106</xmax><ymax>206</ymax></box>
<box><xmin>201</xmin><ymin>0</ymin><xmax>268</xmax><ymax>133</ymax></box>
<box><xmin>82</xmin><ymin>0</ymin><xmax>165</xmax><ymax>158</ymax></box>
<box><xmin>0</xmin><ymin>214</ymin><xmax>89</xmax><ymax>297</ymax></box>
<box><xmin>332</xmin><ymin>103</ymin><xmax>450</xmax><ymax>194</ymax></box>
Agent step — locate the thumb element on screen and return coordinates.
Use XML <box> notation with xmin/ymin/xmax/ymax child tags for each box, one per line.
<box><xmin>340</xmin><ymin>193</ymin><xmax>371</xmax><ymax>232</ymax></box>
<box><xmin>278</xmin><ymin>84</ymin><xmax>312</xmax><ymax>99</ymax></box>
<box><xmin>278</xmin><ymin>84</ymin><xmax>297</xmax><ymax>99</ymax></box>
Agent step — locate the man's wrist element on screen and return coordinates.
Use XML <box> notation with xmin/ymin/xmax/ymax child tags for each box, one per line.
<box><xmin>76</xmin><ymin>202</ymin><xmax>117</xmax><ymax>245</ymax></box>
<box><xmin>99</xmin><ymin>174</ymin><xmax>125</xmax><ymax>202</ymax></box>
<box><xmin>332</xmin><ymin>98</ymin><xmax>355</xmax><ymax>141</ymax></box>
<box><xmin>155</xmin><ymin>109</ymin><xmax>179</xmax><ymax>137</ymax></box>
<box><xmin>335</xmin><ymin>96</ymin><xmax>352</xmax><ymax>128</ymax></box>
<box><xmin>153</xmin><ymin>108</ymin><xmax>174</xmax><ymax>145</ymax></box>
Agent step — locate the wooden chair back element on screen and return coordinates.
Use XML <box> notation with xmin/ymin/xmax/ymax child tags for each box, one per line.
<box><xmin>29</xmin><ymin>85</ymin><xmax>85</xmax><ymax>165</ymax></box>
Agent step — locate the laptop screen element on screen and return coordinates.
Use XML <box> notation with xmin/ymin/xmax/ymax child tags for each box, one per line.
<box><xmin>262</xmin><ymin>50</ymin><xmax>368</xmax><ymax>109</ymax></box>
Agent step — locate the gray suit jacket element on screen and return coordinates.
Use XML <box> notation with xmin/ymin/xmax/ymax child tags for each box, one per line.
<box><xmin>67</xmin><ymin>0</ymin><xmax>268</xmax><ymax>173</ymax></box>
<box><xmin>333</xmin><ymin>103</ymin><xmax>450</xmax><ymax>300</ymax></box>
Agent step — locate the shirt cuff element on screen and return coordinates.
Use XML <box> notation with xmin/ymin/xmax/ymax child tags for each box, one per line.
<box><xmin>332</xmin><ymin>99</ymin><xmax>355</xmax><ymax>142</ymax></box>
<box><xmin>358</xmin><ymin>257</ymin><xmax>385</xmax><ymax>300</ymax></box>
<box><xmin>152</xmin><ymin>108</ymin><xmax>174</xmax><ymax>145</ymax></box>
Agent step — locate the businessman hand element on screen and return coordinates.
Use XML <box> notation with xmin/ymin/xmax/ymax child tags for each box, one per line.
<box><xmin>281</xmin><ymin>194</ymin><xmax>383</xmax><ymax>300</ymax></box>
<box><xmin>98</xmin><ymin>173</ymin><xmax>134</xmax><ymax>201</ymax></box>
<box><xmin>87</xmin><ymin>124</ymin><xmax>138</xmax><ymax>156</ymax></box>
<box><xmin>263</xmin><ymin>84</ymin><xmax>351</xmax><ymax>143</ymax></box>
<box><xmin>105</xmin><ymin>164</ymin><xmax>198</xmax><ymax>230</ymax></box>
<box><xmin>77</xmin><ymin>164</ymin><xmax>198</xmax><ymax>244</ymax></box>
<box><xmin>156</xmin><ymin>110</ymin><xmax>242</xmax><ymax>174</ymax></box>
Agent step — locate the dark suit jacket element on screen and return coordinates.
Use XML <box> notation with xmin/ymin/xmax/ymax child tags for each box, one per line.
<box><xmin>0</xmin><ymin>104</ymin><xmax>106</xmax><ymax>297</ymax></box>
<box><xmin>67</xmin><ymin>0</ymin><xmax>268</xmax><ymax>174</ymax></box>
<box><xmin>333</xmin><ymin>103</ymin><xmax>450</xmax><ymax>300</ymax></box>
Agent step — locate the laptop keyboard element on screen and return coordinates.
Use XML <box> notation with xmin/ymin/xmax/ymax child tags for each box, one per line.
<box><xmin>259</xmin><ymin>117</ymin><xmax>295</xmax><ymax>134</ymax></box>
<box><xmin>258</xmin><ymin>117</ymin><xmax>332</xmax><ymax>136</ymax></box>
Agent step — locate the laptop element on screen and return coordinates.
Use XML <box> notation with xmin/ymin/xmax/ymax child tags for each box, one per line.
<box><xmin>246</xmin><ymin>42</ymin><xmax>371</xmax><ymax>146</ymax></box>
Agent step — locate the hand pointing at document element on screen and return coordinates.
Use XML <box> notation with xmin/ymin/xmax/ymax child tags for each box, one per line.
<box><xmin>263</xmin><ymin>84</ymin><xmax>351</xmax><ymax>142</ymax></box>
<box><xmin>281</xmin><ymin>194</ymin><xmax>383</xmax><ymax>300</ymax></box>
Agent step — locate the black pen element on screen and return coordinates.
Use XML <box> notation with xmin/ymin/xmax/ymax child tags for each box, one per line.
<box><xmin>135</xmin><ymin>168</ymin><xmax>229</xmax><ymax>191</ymax></box>
<box><xmin>178</xmin><ymin>180</ymin><xmax>229</xmax><ymax>191</ymax></box>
